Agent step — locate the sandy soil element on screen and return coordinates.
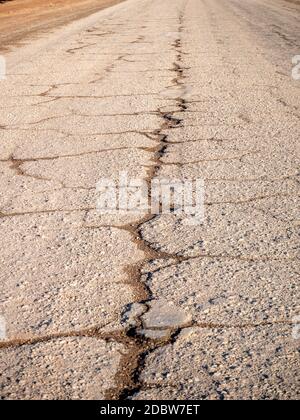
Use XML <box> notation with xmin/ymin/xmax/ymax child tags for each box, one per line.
<box><xmin>285</xmin><ymin>0</ymin><xmax>300</xmax><ymax>4</ymax></box>
<box><xmin>0</xmin><ymin>0</ymin><xmax>124</xmax><ymax>50</ymax></box>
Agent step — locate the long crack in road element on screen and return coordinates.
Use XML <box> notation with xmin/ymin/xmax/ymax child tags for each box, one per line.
<box><xmin>0</xmin><ymin>0</ymin><xmax>299</xmax><ymax>400</ymax></box>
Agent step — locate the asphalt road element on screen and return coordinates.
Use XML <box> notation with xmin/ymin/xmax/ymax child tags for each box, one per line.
<box><xmin>0</xmin><ymin>0</ymin><xmax>299</xmax><ymax>400</ymax></box>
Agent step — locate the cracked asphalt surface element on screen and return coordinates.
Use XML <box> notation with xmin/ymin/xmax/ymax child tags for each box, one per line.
<box><xmin>0</xmin><ymin>0</ymin><xmax>299</xmax><ymax>400</ymax></box>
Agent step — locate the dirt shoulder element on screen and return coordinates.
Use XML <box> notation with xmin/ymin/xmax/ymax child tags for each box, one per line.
<box><xmin>0</xmin><ymin>0</ymin><xmax>125</xmax><ymax>51</ymax></box>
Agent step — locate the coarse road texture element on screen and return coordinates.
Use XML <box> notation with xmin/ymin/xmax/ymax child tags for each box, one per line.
<box><xmin>0</xmin><ymin>0</ymin><xmax>299</xmax><ymax>400</ymax></box>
